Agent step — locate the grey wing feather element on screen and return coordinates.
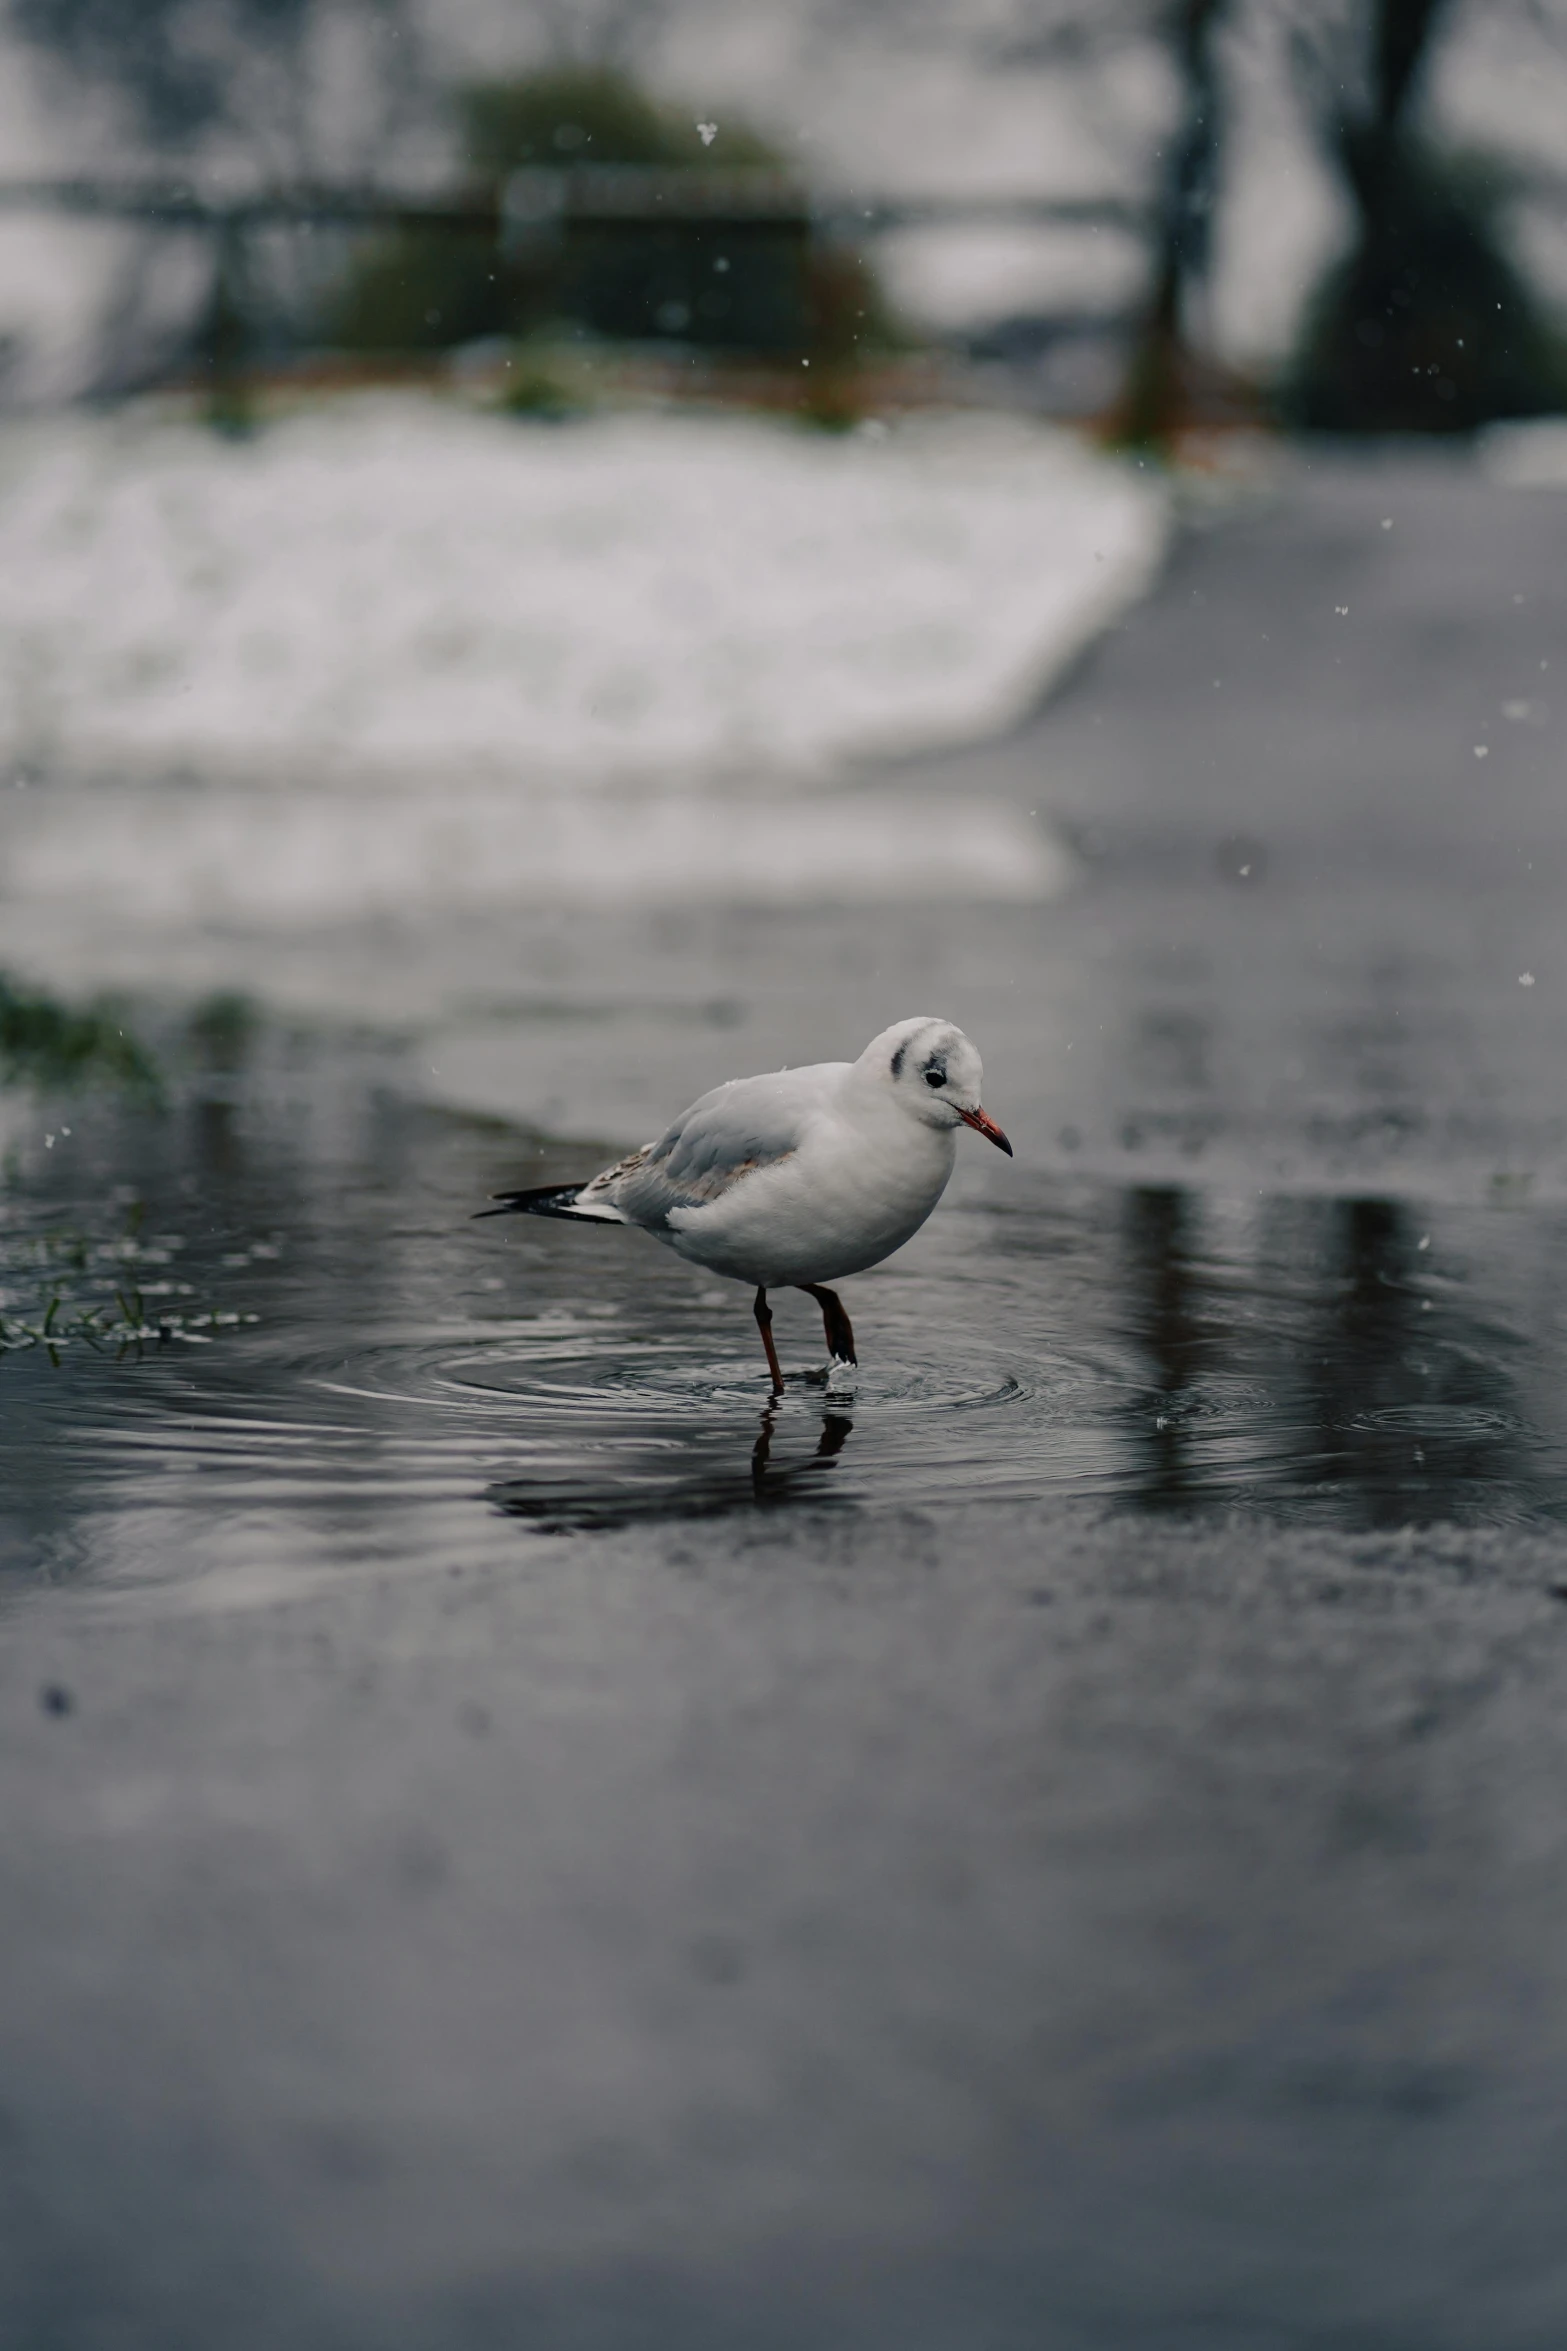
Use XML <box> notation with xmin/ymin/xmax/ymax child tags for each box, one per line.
<box><xmin>606</xmin><ymin>1066</ymin><xmax>833</xmax><ymax>1228</ymax></box>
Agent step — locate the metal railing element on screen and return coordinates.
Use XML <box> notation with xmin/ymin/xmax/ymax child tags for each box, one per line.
<box><xmin>0</xmin><ymin>165</ymin><xmax>1147</xmax><ymax>237</ymax></box>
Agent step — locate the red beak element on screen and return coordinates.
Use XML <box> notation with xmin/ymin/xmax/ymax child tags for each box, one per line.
<box><xmin>958</xmin><ymin>1106</ymin><xmax>1013</xmax><ymax>1156</ymax></box>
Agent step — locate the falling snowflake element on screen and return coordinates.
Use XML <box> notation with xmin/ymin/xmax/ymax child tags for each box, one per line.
<box><xmin>697</xmin><ymin>121</ymin><xmax>718</xmax><ymax>145</ymax></box>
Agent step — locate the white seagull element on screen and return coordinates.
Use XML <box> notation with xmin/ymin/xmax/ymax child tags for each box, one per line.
<box><xmin>478</xmin><ymin>1016</ymin><xmax>1011</xmax><ymax>1387</ymax></box>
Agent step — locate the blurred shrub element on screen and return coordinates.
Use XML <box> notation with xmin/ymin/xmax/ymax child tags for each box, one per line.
<box><xmin>185</xmin><ymin>990</ymin><xmax>256</xmax><ymax>1074</ymax></box>
<box><xmin>328</xmin><ymin>65</ymin><xmax>892</xmax><ymax>366</ymax></box>
<box><xmin>496</xmin><ymin>341</ymin><xmax>590</xmax><ymax>419</ymax></box>
<box><xmin>0</xmin><ymin>975</ymin><xmax>160</xmax><ymax>1100</ymax></box>
<box><xmin>1286</xmin><ymin>145</ymin><xmax>1566</xmax><ymax>435</ymax></box>
<box><xmin>804</xmin><ymin>240</ymin><xmax>896</xmax><ymax>365</ymax></box>
<box><xmin>331</xmin><ymin>226</ymin><xmax>504</xmax><ymax>355</ymax></box>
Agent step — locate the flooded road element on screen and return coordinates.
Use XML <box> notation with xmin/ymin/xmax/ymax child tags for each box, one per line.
<box><xmin>4</xmin><ymin>446</ymin><xmax>1567</xmax><ymax>2349</ymax></box>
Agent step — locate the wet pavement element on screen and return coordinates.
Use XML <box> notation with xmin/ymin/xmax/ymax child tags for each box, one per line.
<box><xmin>4</xmin><ymin>444</ymin><xmax>1567</xmax><ymax>2347</ymax></box>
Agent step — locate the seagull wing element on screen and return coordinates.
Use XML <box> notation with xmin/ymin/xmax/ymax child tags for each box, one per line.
<box><xmin>606</xmin><ymin>1064</ymin><xmax>840</xmax><ymax>1232</ymax></box>
<box><xmin>478</xmin><ymin>1063</ymin><xmax>844</xmax><ymax>1232</ymax></box>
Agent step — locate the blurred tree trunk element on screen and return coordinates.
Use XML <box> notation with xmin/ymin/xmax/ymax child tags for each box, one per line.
<box><xmin>1111</xmin><ymin>0</ymin><xmax>1227</xmax><ymax>446</ymax></box>
<box><xmin>198</xmin><ymin>219</ymin><xmax>256</xmax><ymax>436</ymax></box>
<box><xmin>1288</xmin><ymin>0</ymin><xmax>1563</xmax><ymax>431</ymax></box>
<box><xmin>1335</xmin><ymin>0</ymin><xmax>1450</xmax><ymax>224</ymax></box>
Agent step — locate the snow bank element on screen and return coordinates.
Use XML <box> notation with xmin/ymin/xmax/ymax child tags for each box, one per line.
<box><xmin>0</xmin><ymin>398</ymin><xmax>1163</xmax><ymax>786</ymax></box>
<box><xmin>1483</xmin><ymin>418</ymin><xmax>1567</xmax><ymax>488</ymax></box>
<box><xmin>0</xmin><ymin>397</ymin><xmax>1164</xmax><ymax>918</ymax></box>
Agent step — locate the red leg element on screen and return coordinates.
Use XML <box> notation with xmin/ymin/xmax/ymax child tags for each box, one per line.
<box><xmin>753</xmin><ymin>1287</ymin><xmax>785</xmax><ymax>1390</ymax></box>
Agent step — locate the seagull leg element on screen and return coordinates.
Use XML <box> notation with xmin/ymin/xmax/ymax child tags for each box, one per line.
<box><xmin>799</xmin><ymin>1283</ymin><xmax>857</xmax><ymax>1367</ymax></box>
<box><xmin>753</xmin><ymin>1287</ymin><xmax>785</xmax><ymax>1391</ymax></box>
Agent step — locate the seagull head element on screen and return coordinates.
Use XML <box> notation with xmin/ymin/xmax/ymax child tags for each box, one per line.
<box><xmin>861</xmin><ymin>1017</ymin><xmax>1012</xmax><ymax>1154</ymax></box>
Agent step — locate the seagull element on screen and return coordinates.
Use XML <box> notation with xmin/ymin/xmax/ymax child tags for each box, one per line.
<box><xmin>477</xmin><ymin>1016</ymin><xmax>1011</xmax><ymax>1388</ymax></box>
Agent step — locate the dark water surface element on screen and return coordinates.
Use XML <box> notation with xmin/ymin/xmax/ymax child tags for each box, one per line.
<box><xmin>7</xmin><ymin>1034</ymin><xmax>1567</xmax><ymax>1603</ymax></box>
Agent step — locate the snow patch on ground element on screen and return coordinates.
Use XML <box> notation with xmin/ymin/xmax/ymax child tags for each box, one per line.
<box><xmin>0</xmin><ymin>397</ymin><xmax>1162</xmax><ymax>920</ymax></box>
<box><xmin>1484</xmin><ymin>417</ymin><xmax>1567</xmax><ymax>487</ymax></box>
<box><xmin>1</xmin><ymin>781</ymin><xmax>1063</xmax><ymax>926</ymax></box>
<box><xmin>0</xmin><ymin>397</ymin><xmax>1165</xmax><ymax>786</ymax></box>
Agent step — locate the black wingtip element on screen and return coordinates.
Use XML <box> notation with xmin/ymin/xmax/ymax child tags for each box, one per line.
<box><xmin>474</xmin><ymin>1181</ymin><xmax>590</xmax><ymax>1223</ymax></box>
<box><xmin>472</xmin><ymin>1190</ymin><xmax>534</xmax><ymax>1219</ymax></box>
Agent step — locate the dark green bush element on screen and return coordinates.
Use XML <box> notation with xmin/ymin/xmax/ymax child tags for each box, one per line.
<box><xmin>0</xmin><ymin>975</ymin><xmax>160</xmax><ymax>1099</ymax></box>
<box><xmin>327</xmin><ymin>66</ymin><xmax>882</xmax><ymax>362</ymax></box>
<box><xmin>1286</xmin><ymin>145</ymin><xmax>1566</xmax><ymax>434</ymax></box>
<box><xmin>330</xmin><ymin>228</ymin><xmax>509</xmax><ymax>355</ymax></box>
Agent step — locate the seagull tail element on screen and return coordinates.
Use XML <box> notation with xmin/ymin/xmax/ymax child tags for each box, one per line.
<box><xmin>473</xmin><ymin>1182</ymin><xmax>627</xmax><ymax>1226</ymax></box>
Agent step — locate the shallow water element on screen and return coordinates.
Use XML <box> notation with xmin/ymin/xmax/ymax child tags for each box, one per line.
<box><xmin>7</xmin><ymin>1027</ymin><xmax>1567</xmax><ymax>1608</ymax></box>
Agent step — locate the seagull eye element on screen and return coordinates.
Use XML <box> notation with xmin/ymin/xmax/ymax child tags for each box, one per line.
<box><xmin>924</xmin><ymin>1066</ymin><xmax>945</xmax><ymax>1088</ymax></box>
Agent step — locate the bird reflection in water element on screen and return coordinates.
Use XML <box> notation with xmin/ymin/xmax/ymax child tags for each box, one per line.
<box><xmin>752</xmin><ymin>1400</ymin><xmax>853</xmax><ymax>1495</ymax></box>
<box><xmin>487</xmin><ymin>1406</ymin><xmax>855</xmax><ymax>1534</ymax></box>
